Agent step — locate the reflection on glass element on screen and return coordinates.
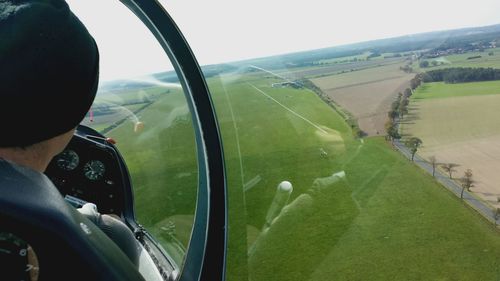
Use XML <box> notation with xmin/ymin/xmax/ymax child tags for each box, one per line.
<box><xmin>72</xmin><ymin>0</ymin><xmax>500</xmax><ymax>279</ymax></box>
<box><xmin>81</xmin><ymin>74</ymin><xmax>198</xmax><ymax>267</ymax></box>
<box><xmin>67</xmin><ymin>0</ymin><xmax>199</xmax><ymax>271</ymax></box>
<box><xmin>204</xmin><ymin>62</ymin><xmax>500</xmax><ymax>280</ymax></box>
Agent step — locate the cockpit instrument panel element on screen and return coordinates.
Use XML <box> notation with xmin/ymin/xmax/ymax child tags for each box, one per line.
<box><xmin>45</xmin><ymin>126</ymin><xmax>131</xmax><ymax>215</ymax></box>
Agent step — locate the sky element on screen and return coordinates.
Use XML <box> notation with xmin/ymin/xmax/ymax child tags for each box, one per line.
<box><xmin>67</xmin><ymin>0</ymin><xmax>500</xmax><ymax>80</ymax></box>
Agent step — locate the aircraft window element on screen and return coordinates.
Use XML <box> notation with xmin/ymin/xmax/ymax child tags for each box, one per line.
<box><xmin>164</xmin><ymin>0</ymin><xmax>500</xmax><ymax>280</ymax></box>
<box><xmin>66</xmin><ymin>0</ymin><xmax>198</xmax><ymax>274</ymax></box>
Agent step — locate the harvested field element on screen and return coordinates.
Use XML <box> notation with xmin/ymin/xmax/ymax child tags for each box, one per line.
<box><xmin>402</xmin><ymin>92</ymin><xmax>500</xmax><ymax>209</ymax></box>
<box><xmin>311</xmin><ymin>63</ymin><xmax>413</xmax><ymax>135</ymax></box>
<box><xmin>281</xmin><ymin>57</ymin><xmax>405</xmax><ymax>79</ymax></box>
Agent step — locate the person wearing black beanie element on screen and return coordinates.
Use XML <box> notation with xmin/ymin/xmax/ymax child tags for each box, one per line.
<box><xmin>0</xmin><ymin>0</ymin><xmax>99</xmax><ymax>169</ymax></box>
<box><xmin>0</xmin><ymin>0</ymin><xmax>99</xmax><ymax>148</ymax></box>
<box><xmin>0</xmin><ymin>1</ymin><xmax>146</xmax><ymax>277</ymax></box>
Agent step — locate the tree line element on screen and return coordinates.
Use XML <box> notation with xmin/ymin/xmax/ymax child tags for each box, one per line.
<box><xmin>422</xmin><ymin>67</ymin><xmax>500</xmax><ymax>84</ymax></box>
<box><xmin>385</xmin><ymin>91</ymin><xmax>405</xmax><ymax>143</ymax></box>
<box><xmin>428</xmin><ymin>158</ymin><xmax>474</xmax><ymax>199</ymax></box>
<box><xmin>429</xmin><ymin>156</ymin><xmax>500</xmax><ymax>225</ymax></box>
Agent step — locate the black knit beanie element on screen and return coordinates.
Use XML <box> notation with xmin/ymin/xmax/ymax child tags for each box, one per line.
<box><xmin>0</xmin><ymin>0</ymin><xmax>99</xmax><ymax>147</ymax></box>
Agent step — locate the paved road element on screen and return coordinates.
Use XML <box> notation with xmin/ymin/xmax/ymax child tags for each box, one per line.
<box><xmin>393</xmin><ymin>139</ymin><xmax>500</xmax><ymax>226</ymax></box>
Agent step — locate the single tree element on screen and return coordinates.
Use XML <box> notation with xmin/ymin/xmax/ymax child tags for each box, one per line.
<box><xmin>428</xmin><ymin>156</ymin><xmax>438</xmax><ymax>177</ymax></box>
<box><xmin>459</xmin><ymin>169</ymin><xmax>474</xmax><ymax>199</ymax></box>
<box><xmin>388</xmin><ymin>128</ymin><xmax>401</xmax><ymax>144</ymax></box>
<box><xmin>410</xmin><ymin>75</ymin><xmax>421</xmax><ymax>89</ymax></box>
<box><xmin>405</xmin><ymin>137</ymin><xmax>422</xmax><ymax>161</ymax></box>
<box><xmin>494</xmin><ymin>208</ymin><xmax>500</xmax><ymax>226</ymax></box>
<box><xmin>385</xmin><ymin>120</ymin><xmax>401</xmax><ymax>144</ymax></box>
<box><xmin>419</xmin><ymin>60</ymin><xmax>429</xmax><ymax>68</ymax></box>
<box><xmin>441</xmin><ymin>163</ymin><xmax>460</xmax><ymax>179</ymax></box>
<box><xmin>388</xmin><ymin>110</ymin><xmax>399</xmax><ymax>122</ymax></box>
<box><xmin>403</xmin><ymin>88</ymin><xmax>412</xmax><ymax>98</ymax></box>
<box><xmin>398</xmin><ymin>103</ymin><xmax>408</xmax><ymax>119</ymax></box>
<box><xmin>400</xmin><ymin>97</ymin><xmax>410</xmax><ymax>107</ymax></box>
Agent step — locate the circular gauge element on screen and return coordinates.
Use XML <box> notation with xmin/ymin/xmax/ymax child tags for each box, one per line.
<box><xmin>0</xmin><ymin>232</ymin><xmax>40</xmax><ymax>281</ymax></box>
<box><xmin>56</xmin><ymin>150</ymin><xmax>79</xmax><ymax>171</ymax></box>
<box><xmin>83</xmin><ymin>160</ymin><xmax>105</xmax><ymax>181</ymax></box>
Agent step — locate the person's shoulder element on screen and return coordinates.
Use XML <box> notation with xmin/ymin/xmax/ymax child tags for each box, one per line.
<box><xmin>0</xmin><ymin>158</ymin><xmax>59</xmax><ymax>197</ymax></box>
<box><xmin>0</xmin><ymin>158</ymin><xmax>44</xmax><ymax>180</ymax></box>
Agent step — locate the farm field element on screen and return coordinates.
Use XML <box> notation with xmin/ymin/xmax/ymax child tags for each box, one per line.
<box><xmin>209</xmin><ymin>72</ymin><xmax>500</xmax><ymax>280</ymax></box>
<box><xmin>317</xmin><ymin>51</ymin><xmax>371</xmax><ymax>64</ymax></box>
<box><xmin>416</xmin><ymin>47</ymin><xmax>500</xmax><ymax>71</ymax></box>
<box><xmin>81</xmin><ymin>85</ymin><xmax>171</xmax><ymax>132</ymax></box>
<box><xmin>401</xmin><ymin>81</ymin><xmax>500</xmax><ymax>209</ymax></box>
<box><xmin>88</xmin><ymin>85</ymin><xmax>198</xmax><ymax>264</ymax></box>
<box><xmin>413</xmin><ymin>80</ymin><xmax>500</xmax><ymax>99</ymax></box>
<box><xmin>311</xmin><ymin>62</ymin><xmax>414</xmax><ymax>136</ymax></box>
<box><xmin>278</xmin><ymin>57</ymin><xmax>405</xmax><ymax>79</ymax></box>
<box><xmin>88</xmin><ymin>71</ymin><xmax>500</xmax><ymax>281</ymax></box>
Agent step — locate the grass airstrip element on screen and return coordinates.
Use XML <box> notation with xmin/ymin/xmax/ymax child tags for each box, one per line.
<box><xmin>93</xmin><ymin>69</ymin><xmax>500</xmax><ymax>280</ymax></box>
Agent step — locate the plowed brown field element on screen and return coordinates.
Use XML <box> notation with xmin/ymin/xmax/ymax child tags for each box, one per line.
<box><xmin>311</xmin><ymin>62</ymin><xmax>413</xmax><ymax>135</ymax></box>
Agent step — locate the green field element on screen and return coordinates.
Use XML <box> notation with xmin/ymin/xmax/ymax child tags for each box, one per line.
<box><xmin>216</xmin><ymin>73</ymin><xmax>500</xmax><ymax>280</ymax></box>
<box><xmin>248</xmin><ymin>137</ymin><xmax>500</xmax><ymax>281</ymax></box>
<box><xmin>413</xmin><ymin>80</ymin><xmax>500</xmax><ymax>99</ymax></box>
<box><xmin>416</xmin><ymin>47</ymin><xmax>500</xmax><ymax>71</ymax></box>
<box><xmin>92</xmin><ymin>71</ymin><xmax>500</xmax><ymax>280</ymax></box>
<box><xmin>94</xmin><ymin>87</ymin><xmax>198</xmax><ymax>263</ymax></box>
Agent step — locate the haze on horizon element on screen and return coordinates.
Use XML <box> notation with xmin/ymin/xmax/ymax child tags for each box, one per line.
<box><xmin>67</xmin><ymin>0</ymin><xmax>500</xmax><ymax>80</ymax></box>
<box><xmin>165</xmin><ymin>0</ymin><xmax>500</xmax><ymax>65</ymax></box>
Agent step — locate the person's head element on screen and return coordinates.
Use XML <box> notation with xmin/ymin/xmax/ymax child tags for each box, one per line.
<box><xmin>0</xmin><ymin>0</ymin><xmax>99</xmax><ymax>167</ymax></box>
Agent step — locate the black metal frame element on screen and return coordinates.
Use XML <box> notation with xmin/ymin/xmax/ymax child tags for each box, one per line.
<box><xmin>118</xmin><ymin>1</ymin><xmax>227</xmax><ymax>281</ymax></box>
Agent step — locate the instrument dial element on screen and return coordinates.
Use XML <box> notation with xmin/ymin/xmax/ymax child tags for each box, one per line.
<box><xmin>56</xmin><ymin>150</ymin><xmax>79</xmax><ymax>171</ymax></box>
<box><xmin>83</xmin><ymin>160</ymin><xmax>105</xmax><ymax>181</ymax></box>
